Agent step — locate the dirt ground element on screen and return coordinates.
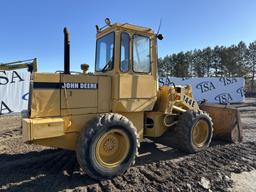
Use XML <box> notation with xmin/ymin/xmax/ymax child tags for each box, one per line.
<box><xmin>0</xmin><ymin>98</ymin><xmax>255</xmax><ymax>192</ymax></box>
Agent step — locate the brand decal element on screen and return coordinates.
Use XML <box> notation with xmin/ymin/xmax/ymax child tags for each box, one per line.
<box><xmin>61</xmin><ymin>82</ymin><xmax>97</xmax><ymax>89</ymax></box>
<box><xmin>196</xmin><ymin>81</ymin><xmax>216</xmax><ymax>93</ymax></box>
<box><xmin>219</xmin><ymin>77</ymin><xmax>237</xmax><ymax>86</ymax></box>
<box><xmin>183</xmin><ymin>95</ymin><xmax>195</xmax><ymax>107</ymax></box>
<box><xmin>215</xmin><ymin>93</ymin><xmax>233</xmax><ymax>104</ymax></box>
<box><xmin>33</xmin><ymin>82</ymin><xmax>98</xmax><ymax>89</ymax></box>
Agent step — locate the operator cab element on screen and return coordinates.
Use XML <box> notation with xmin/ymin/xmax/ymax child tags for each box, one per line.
<box><xmin>95</xmin><ymin>20</ymin><xmax>157</xmax><ymax>77</ymax></box>
<box><xmin>94</xmin><ymin>19</ymin><xmax>162</xmax><ymax>113</ymax></box>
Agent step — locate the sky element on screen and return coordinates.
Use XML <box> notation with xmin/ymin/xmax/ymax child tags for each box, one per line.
<box><xmin>0</xmin><ymin>0</ymin><xmax>256</xmax><ymax>72</ymax></box>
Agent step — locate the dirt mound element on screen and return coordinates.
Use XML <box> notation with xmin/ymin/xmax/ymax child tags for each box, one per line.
<box><xmin>0</xmin><ymin>137</ymin><xmax>256</xmax><ymax>191</ymax></box>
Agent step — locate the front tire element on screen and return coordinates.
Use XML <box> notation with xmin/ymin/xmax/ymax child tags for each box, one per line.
<box><xmin>175</xmin><ymin>110</ymin><xmax>213</xmax><ymax>153</ymax></box>
<box><xmin>76</xmin><ymin>113</ymin><xmax>139</xmax><ymax>180</ymax></box>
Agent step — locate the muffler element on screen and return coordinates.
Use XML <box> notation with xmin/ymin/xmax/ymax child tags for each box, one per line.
<box><xmin>64</xmin><ymin>27</ymin><xmax>70</xmax><ymax>74</ymax></box>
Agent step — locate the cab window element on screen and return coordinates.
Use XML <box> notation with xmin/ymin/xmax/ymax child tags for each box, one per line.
<box><xmin>95</xmin><ymin>32</ymin><xmax>115</xmax><ymax>72</ymax></box>
<box><xmin>120</xmin><ymin>32</ymin><xmax>130</xmax><ymax>72</ymax></box>
<box><xmin>133</xmin><ymin>35</ymin><xmax>150</xmax><ymax>73</ymax></box>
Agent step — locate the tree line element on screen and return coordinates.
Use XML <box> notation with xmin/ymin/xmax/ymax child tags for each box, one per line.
<box><xmin>158</xmin><ymin>41</ymin><xmax>256</xmax><ymax>93</ymax></box>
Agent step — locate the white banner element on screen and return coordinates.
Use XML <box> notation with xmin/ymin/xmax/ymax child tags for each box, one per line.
<box><xmin>0</xmin><ymin>71</ymin><xmax>30</xmax><ymax>114</ymax></box>
<box><xmin>0</xmin><ymin>71</ymin><xmax>245</xmax><ymax>114</ymax></box>
<box><xmin>159</xmin><ymin>77</ymin><xmax>245</xmax><ymax>104</ymax></box>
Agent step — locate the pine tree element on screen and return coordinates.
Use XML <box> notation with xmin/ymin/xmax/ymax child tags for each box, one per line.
<box><xmin>248</xmin><ymin>41</ymin><xmax>256</xmax><ymax>94</ymax></box>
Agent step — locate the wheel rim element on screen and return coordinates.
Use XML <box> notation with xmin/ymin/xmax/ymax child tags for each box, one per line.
<box><xmin>95</xmin><ymin>129</ymin><xmax>130</xmax><ymax>168</ymax></box>
<box><xmin>192</xmin><ymin>119</ymin><xmax>209</xmax><ymax>148</ymax></box>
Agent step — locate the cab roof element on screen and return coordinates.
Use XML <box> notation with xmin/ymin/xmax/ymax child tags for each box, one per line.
<box><xmin>96</xmin><ymin>23</ymin><xmax>156</xmax><ymax>38</ymax></box>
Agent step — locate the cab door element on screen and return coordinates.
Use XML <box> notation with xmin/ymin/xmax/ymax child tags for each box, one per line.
<box><xmin>113</xmin><ymin>32</ymin><xmax>157</xmax><ymax>112</ymax></box>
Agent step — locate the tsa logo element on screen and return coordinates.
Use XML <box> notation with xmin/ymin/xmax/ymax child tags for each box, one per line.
<box><xmin>0</xmin><ymin>71</ymin><xmax>25</xmax><ymax>85</ymax></box>
<box><xmin>215</xmin><ymin>93</ymin><xmax>233</xmax><ymax>104</ymax></box>
<box><xmin>219</xmin><ymin>77</ymin><xmax>237</xmax><ymax>86</ymax></box>
<box><xmin>158</xmin><ymin>77</ymin><xmax>175</xmax><ymax>86</ymax></box>
<box><xmin>22</xmin><ymin>92</ymin><xmax>29</xmax><ymax>101</ymax></box>
<box><xmin>236</xmin><ymin>87</ymin><xmax>245</xmax><ymax>97</ymax></box>
<box><xmin>196</xmin><ymin>81</ymin><xmax>216</xmax><ymax>93</ymax></box>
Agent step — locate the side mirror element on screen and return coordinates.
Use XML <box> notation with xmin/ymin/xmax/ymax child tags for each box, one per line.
<box><xmin>157</xmin><ymin>34</ymin><xmax>163</xmax><ymax>40</ymax></box>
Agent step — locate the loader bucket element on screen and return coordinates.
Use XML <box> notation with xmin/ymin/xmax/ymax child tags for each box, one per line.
<box><xmin>200</xmin><ymin>103</ymin><xmax>243</xmax><ymax>143</ymax></box>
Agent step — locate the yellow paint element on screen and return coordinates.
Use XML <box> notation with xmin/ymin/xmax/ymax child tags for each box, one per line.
<box><xmin>144</xmin><ymin>112</ymin><xmax>167</xmax><ymax>137</ymax></box>
<box><xmin>64</xmin><ymin>114</ymin><xmax>98</xmax><ymax>133</ymax></box>
<box><xmin>23</xmin><ymin>21</ymin><xmax>203</xmax><ymax>151</ymax></box>
<box><xmin>32</xmin><ymin>132</ymin><xmax>78</xmax><ymax>150</ymax></box>
<box><xmin>22</xmin><ymin>118</ymin><xmax>31</xmax><ymax>142</ymax></box>
<box><xmin>112</xmin><ymin>97</ymin><xmax>157</xmax><ymax>112</ymax></box>
<box><xmin>31</xmin><ymin>73</ymin><xmax>61</xmax><ymax>118</ymax></box>
<box><xmin>23</xmin><ymin>117</ymin><xmax>64</xmax><ymax>140</ymax></box>
<box><xmin>95</xmin><ymin>129</ymin><xmax>130</xmax><ymax>168</ymax></box>
<box><xmin>120</xmin><ymin>112</ymin><xmax>144</xmax><ymax>140</ymax></box>
<box><xmin>192</xmin><ymin>120</ymin><xmax>209</xmax><ymax>147</ymax></box>
<box><xmin>119</xmin><ymin>74</ymin><xmax>156</xmax><ymax>99</ymax></box>
<box><xmin>98</xmin><ymin>76</ymin><xmax>111</xmax><ymax>112</ymax></box>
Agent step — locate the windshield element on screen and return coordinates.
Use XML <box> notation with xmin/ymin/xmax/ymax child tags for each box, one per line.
<box><xmin>95</xmin><ymin>32</ymin><xmax>115</xmax><ymax>72</ymax></box>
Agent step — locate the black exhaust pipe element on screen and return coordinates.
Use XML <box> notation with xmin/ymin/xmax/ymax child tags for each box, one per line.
<box><xmin>64</xmin><ymin>27</ymin><xmax>70</xmax><ymax>74</ymax></box>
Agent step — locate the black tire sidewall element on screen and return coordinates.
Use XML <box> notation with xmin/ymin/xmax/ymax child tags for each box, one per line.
<box><xmin>175</xmin><ymin>110</ymin><xmax>213</xmax><ymax>153</ymax></box>
<box><xmin>79</xmin><ymin>114</ymin><xmax>137</xmax><ymax>179</ymax></box>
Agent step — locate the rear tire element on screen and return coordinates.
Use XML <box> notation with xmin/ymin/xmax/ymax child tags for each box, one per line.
<box><xmin>76</xmin><ymin>113</ymin><xmax>139</xmax><ymax>180</ymax></box>
<box><xmin>174</xmin><ymin>110</ymin><xmax>213</xmax><ymax>153</ymax></box>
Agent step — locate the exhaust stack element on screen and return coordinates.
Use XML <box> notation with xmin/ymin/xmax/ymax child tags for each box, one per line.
<box><xmin>64</xmin><ymin>27</ymin><xmax>70</xmax><ymax>74</ymax></box>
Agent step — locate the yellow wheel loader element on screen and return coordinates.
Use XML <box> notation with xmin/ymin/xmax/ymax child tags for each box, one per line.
<box><xmin>22</xmin><ymin>19</ymin><xmax>242</xmax><ymax>180</ymax></box>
